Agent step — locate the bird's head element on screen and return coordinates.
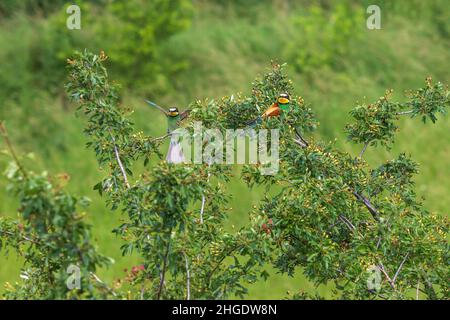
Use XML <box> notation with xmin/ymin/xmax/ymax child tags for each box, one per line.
<box><xmin>277</xmin><ymin>93</ymin><xmax>290</xmax><ymax>111</ymax></box>
<box><xmin>168</xmin><ymin>107</ymin><xmax>179</xmax><ymax>117</ymax></box>
<box><xmin>278</xmin><ymin>93</ymin><xmax>290</xmax><ymax>105</ymax></box>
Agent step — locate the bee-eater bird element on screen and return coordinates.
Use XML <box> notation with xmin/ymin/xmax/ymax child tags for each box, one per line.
<box><xmin>246</xmin><ymin>93</ymin><xmax>291</xmax><ymax>127</ymax></box>
<box><xmin>145</xmin><ymin>100</ymin><xmax>190</xmax><ymax>133</ymax></box>
<box><xmin>145</xmin><ymin>100</ymin><xmax>190</xmax><ymax>163</ymax></box>
<box><xmin>245</xmin><ymin>93</ymin><xmax>309</xmax><ymax>147</ymax></box>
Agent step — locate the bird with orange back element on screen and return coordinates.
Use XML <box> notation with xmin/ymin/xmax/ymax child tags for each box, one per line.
<box><xmin>246</xmin><ymin>93</ymin><xmax>309</xmax><ymax>147</ymax></box>
<box><xmin>246</xmin><ymin>93</ymin><xmax>291</xmax><ymax>127</ymax></box>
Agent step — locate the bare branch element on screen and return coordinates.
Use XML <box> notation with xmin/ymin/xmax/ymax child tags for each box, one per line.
<box><xmin>339</xmin><ymin>215</ymin><xmax>356</xmax><ymax>231</ymax></box>
<box><xmin>0</xmin><ymin>229</ymin><xmax>40</xmax><ymax>245</ymax></box>
<box><xmin>422</xmin><ymin>274</ymin><xmax>437</xmax><ymax>299</ymax></box>
<box><xmin>148</xmin><ymin>133</ymin><xmax>171</xmax><ymax>143</ymax></box>
<box><xmin>359</xmin><ymin>141</ymin><xmax>369</xmax><ymax>158</ymax></box>
<box><xmin>294</xmin><ymin>138</ymin><xmax>308</xmax><ymax>148</ymax></box>
<box><xmin>200</xmin><ymin>196</ymin><xmax>206</xmax><ymax>224</ymax></box>
<box><xmin>90</xmin><ymin>272</ymin><xmax>117</xmax><ymax>297</ymax></box>
<box><xmin>352</xmin><ymin>191</ymin><xmax>381</xmax><ymax>222</ymax></box>
<box><xmin>378</xmin><ymin>263</ymin><xmax>396</xmax><ymax>289</ymax></box>
<box><xmin>156</xmin><ymin>236</ymin><xmax>171</xmax><ymax>300</ymax></box>
<box><xmin>0</xmin><ymin>122</ymin><xmax>28</xmax><ymax>178</ymax></box>
<box><xmin>392</xmin><ymin>253</ymin><xmax>409</xmax><ymax>284</ymax></box>
<box><xmin>108</xmin><ymin>129</ymin><xmax>130</xmax><ymax>189</ymax></box>
<box><xmin>376</xmin><ymin>236</ymin><xmax>382</xmax><ymax>249</ymax></box>
<box><xmin>200</xmin><ymin>172</ymin><xmax>211</xmax><ymax>224</ymax></box>
<box><xmin>184</xmin><ymin>252</ymin><xmax>191</xmax><ymax>300</ymax></box>
<box><xmin>396</xmin><ymin>110</ymin><xmax>414</xmax><ymax>116</ymax></box>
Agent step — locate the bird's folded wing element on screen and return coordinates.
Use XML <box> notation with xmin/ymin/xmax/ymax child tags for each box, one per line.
<box><xmin>180</xmin><ymin>109</ymin><xmax>191</xmax><ymax>121</ymax></box>
<box><xmin>262</xmin><ymin>104</ymin><xmax>280</xmax><ymax>118</ymax></box>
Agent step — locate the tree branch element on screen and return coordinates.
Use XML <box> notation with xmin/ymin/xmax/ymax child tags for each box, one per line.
<box><xmin>90</xmin><ymin>272</ymin><xmax>117</xmax><ymax>297</ymax></box>
<box><xmin>200</xmin><ymin>172</ymin><xmax>211</xmax><ymax>224</ymax></box>
<box><xmin>416</xmin><ymin>281</ymin><xmax>420</xmax><ymax>300</ymax></box>
<box><xmin>0</xmin><ymin>229</ymin><xmax>40</xmax><ymax>245</ymax></box>
<box><xmin>422</xmin><ymin>274</ymin><xmax>437</xmax><ymax>299</ymax></box>
<box><xmin>184</xmin><ymin>252</ymin><xmax>191</xmax><ymax>300</ymax></box>
<box><xmin>156</xmin><ymin>235</ymin><xmax>172</xmax><ymax>300</ymax></box>
<box><xmin>0</xmin><ymin>122</ymin><xmax>28</xmax><ymax>178</ymax></box>
<box><xmin>378</xmin><ymin>263</ymin><xmax>396</xmax><ymax>289</ymax></box>
<box><xmin>396</xmin><ymin>110</ymin><xmax>414</xmax><ymax>116</ymax></box>
<box><xmin>352</xmin><ymin>191</ymin><xmax>381</xmax><ymax>221</ymax></box>
<box><xmin>359</xmin><ymin>141</ymin><xmax>369</xmax><ymax>158</ymax></box>
<box><xmin>392</xmin><ymin>252</ymin><xmax>409</xmax><ymax>284</ymax></box>
<box><xmin>108</xmin><ymin>129</ymin><xmax>130</xmax><ymax>189</ymax></box>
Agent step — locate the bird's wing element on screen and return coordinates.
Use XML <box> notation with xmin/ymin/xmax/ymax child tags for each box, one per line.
<box><xmin>179</xmin><ymin>109</ymin><xmax>191</xmax><ymax>121</ymax></box>
<box><xmin>144</xmin><ymin>99</ymin><xmax>168</xmax><ymax>115</ymax></box>
<box><xmin>178</xmin><ymin>109</ymin><xmax>191</xmax><ymax>121</ymax></box>
<box><xmin>263</xmin><ymin>103</ymin><xmax>280</xmax><ymax>118</ymax></box>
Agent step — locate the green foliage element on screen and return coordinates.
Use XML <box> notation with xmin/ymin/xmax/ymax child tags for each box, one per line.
<box><xmin>345</xmin><ymin>90</ymin><xmax>401</xmax><ymax>148</ymax></box>
<box><xmin>346</xmin><ymin>79</ymin><xmax>449</xmax><ymax>148</ymax></box>
<box><xmin>0</xmin><ymin>124</ymin><xmax>111</xmax><ymax>299</ymax></box>
<box><xmin>404</xmin><ymin>77</ymin><xmax>449</xmax><ymax>123</ymax></box>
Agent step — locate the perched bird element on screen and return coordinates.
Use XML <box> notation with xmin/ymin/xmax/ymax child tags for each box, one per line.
<box><xmin>246</xmin><ymin>93</ymin><xmax>291</xmax><ymax>127</ymax></box>
<box><xmin>145</xmin><ymin>100</ymin><xmax>190</xmax><ymax>163</ymax></box>
<box><xmin>262</xmin><ymin>92</ymin><xmax>291</xmax><ymax>117</ymax></box>
<box><xmin>244</xmin><ymin>93</ymin><xmax>309</xmax><ymax>147</ymax></box>
<box><xmin>145</xmin><ymin>100</ymin><xmax>190</xmax><ymax>134</ymax></box>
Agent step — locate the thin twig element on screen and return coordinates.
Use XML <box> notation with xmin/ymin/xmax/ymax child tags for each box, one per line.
<box><xmin>200</xmin><ymin>195</ymin><xmax>206</xmax><ymax>224</ymax></box>
<box><xmin>338</xmin><ymin>215</ymin><xmax>365</xmax><ymax>238</ymax></box>
<box><xmin>156</xmin><ymin>235</ymin><xmax>172</xmax><ymax>300</ymax></box>
<box><xmin>422</xmin><ymin>274</ymin><xmax>437</xmax><ymax>299</ymax></box>
<box><xmin>184</xmin><ymin>252</ymin><xmax>191</xmax><ymax>300</ymax></box>
<box><xmin>339</xmin><ymin>215</ymin><xmax>356</xmax><ymax>231</ymax></box>
<box><xmin>108</xmin><ymin>129</ymin><xmax>130</xmax><ymax>189</ymax></box>
<box><xmin>352</xmin><ymin>191</ymin><xmax>381</xmax><ymax>221</ymax></box>
<box><xmin>206</xmin><ymin>239</ymin><xmax>258</xmax><ymax>285</ymax></box>
<box><xmin>90</xmin><ymin>272</ymin><xmax>117</xmax><ymax>297</ymax></box>
<box><xmin>376</xmin><ymin>236</ymin><xmax>382</xmax><ymax>249</ymax></box>
<box><xmin>140</xmin><ymin>285</ymin><xmax>145</xmax><ymax>300</ymax></box>
<box><xmin>0</xmin><ymin>122</ymin><xmax>28</xmax><ymax>178</ymax></box>
<box><xmin>200</xmin><ymin>172</ymin><xmax>211</xmax><ymax>224</ymax></box>
<box><xmin>416</xmin><ymin>281</ymin><xmax>420</xmax><ymax>300</ymax></box>
<box><xmin>392</xmin><ymin>253</ymin><xmax>409</xmax><ymax>284</ymax></box>
<box><xmin>0</xmin><ymin>230</ymin><xmax>40</xmax><ymax>245</ymax></box>
<box><xmin>293</xmin><ymin>138</ymin><xmax>308</xmax><ymax>148</ymax></box>
<box><xmin>2</xmin><ymin>228</ymin><xmax>117</xmax><ymax>297</ymax></box>
<box><xmin>149</xmin><ymin>133</ymin><xmax>171</xmax><ymax>142</ymax></box>
<box><xmin>294</xmin><ymin>128</ymin><xmax>309</xmax><ymax>148</ymax></box>
<box><xmin>396</xmin><ymin>110</ymin><xmax>414</xmax><ymax>115</ymax></box>
<box><xmin>378</xmin><ymin>263</ymin><xmax>395</xmax><ymax>289</ymax></box>
<box><xmin>359</xmin><ymin>141</ymin><xmax>369</xmax><ymax>158</ymax></box>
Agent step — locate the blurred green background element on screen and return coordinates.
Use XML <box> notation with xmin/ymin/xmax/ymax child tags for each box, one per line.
<box><xmin>0</xmin><ymin>0</ymin><xmax>448</xmax><ymax>299</ymax></box>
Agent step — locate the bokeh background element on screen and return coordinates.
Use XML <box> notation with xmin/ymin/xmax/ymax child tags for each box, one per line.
<box><xmin>0</xmin><ymin>0</ymin><xmax>448</xmax><ymax>298</ymax></box>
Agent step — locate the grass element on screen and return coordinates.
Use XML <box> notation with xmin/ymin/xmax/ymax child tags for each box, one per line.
<box><xmin>0</xmin><ymin>1</ymin><xmax>448</xmax><ymax>298</ymax></box>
